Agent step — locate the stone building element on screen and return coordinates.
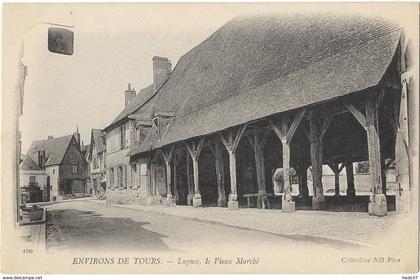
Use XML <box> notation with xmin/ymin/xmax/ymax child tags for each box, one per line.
<box><xmin>105</xmin><ymin>14</ymin><xmax>417</xmax><ymax>216</ymax></box>
<box><xmin>104</xmin><ymin>56</ymin><xmax>172</xmax><ymax>204</ymax></box>
<box><xmin>87</xmin><ymin>129</ymin><xmax>107</xmax><ymax>198</ymax></box>
<box><xmin>26</xmin><ymin>130</ymin><xmax>88</xmax><ymax>201</ymax></box>
<box><xmin>19</xmin><ymin>155</ymin><xmax>49</xmax><ymax>203</ymax></box>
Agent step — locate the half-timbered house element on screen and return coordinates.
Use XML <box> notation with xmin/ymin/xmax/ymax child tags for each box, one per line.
<box><xmin>26</xmin><ymin>131</ymin><xmax>88</xmax><ymax>201</ymax></box>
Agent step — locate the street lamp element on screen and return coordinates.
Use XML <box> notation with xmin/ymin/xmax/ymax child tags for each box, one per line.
<box><xmin>15</xmin><ymin>22</ymin><xmax>75</xmax><ymax>223</ymax></box>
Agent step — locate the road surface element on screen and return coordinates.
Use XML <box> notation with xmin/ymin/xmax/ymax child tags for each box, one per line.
<box><xmin>47</xmin><ymin>200</ymin><xmax>343</xmax><ymax>254</ymax></box>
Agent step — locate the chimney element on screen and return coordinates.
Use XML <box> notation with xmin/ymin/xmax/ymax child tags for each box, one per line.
<box><xmin>33</xmin><ymin>149</ymin><xmax>46</xmax><ymax>170</ymax></box>
<box><xmin>152</xmin><ymin>56</ymin><xmax>172</xmax><ymax>92</ymax></box>
<box><xmin>125</xmin><ymin>83</ymin><xmax>136</xmax><ymax>107</ymax></box>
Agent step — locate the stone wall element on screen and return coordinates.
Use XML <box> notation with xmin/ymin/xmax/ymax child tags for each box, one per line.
<box><xmin>106</xmin><ymin>188</ymin><xmax>165</xmax><ymax>205</ymax></box>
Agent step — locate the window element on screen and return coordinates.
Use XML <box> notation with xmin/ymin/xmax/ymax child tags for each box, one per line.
<box><xmin>139</xmin><ymin>163</ymin><xmax>148</xmax><ymax>188</ymax></box>
<box><xmin>118</xmin><ymin>166</ymin><xmax>123</xmax><ymax>188</ymax></box>
<box><xmin>72</xmin><ymin>165</ymin><xmax>78</xmax><ymax>174</ymax></box>
<box><xmin>29</xmin><ymin>176</ymin><xmax>36</xmax><ymax>183</ymax></box>
<box><xmin>53</xmin><ymin>168</ymin><xmax>55</xmax><ymax>174</ymax></box>
<box><xmin>120</xmin><ymin>125</ymin><xmax>126</xmax><ymax>150</ymax></box>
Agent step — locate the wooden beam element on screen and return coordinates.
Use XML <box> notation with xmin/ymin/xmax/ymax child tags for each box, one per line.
<box><xmin>269</xmin><ymin>119</ymin><xmax>284</xmax><ymax>140</ymax></box>
<box><xmin>376</xmin><ymin>88</ymin><xmax>385</xmax><ymax>110</ymax></box>
<box><xmin>338</xmin><ymin>163</ymin><xmax>345</xmax><ymax>173</ymax></box>
<box><xmin>327</xmin><ymin>162</ymin><xmax>339</xmax><ymax>174</ymax></box>
<box><xmin>384</xmin><ymin>159</ymin><xmax>395</xmax><ymax>169</ymax></box>
<box><xmin>186</xmin><ymin>151</ymin><xmax>193</xmax><ymax>205</ymax></box>
<box><xmin>196</xmin><ymin>137</ymin><xmax>205</xmax><ymax>159</ymax></box>
<box><xmin>232</xmin><ymin>124</ymin><xmax>247</xmax><ymax>151</ymax></box>
<box><xmin>214</xmin><ymin>142</ymin><xmax>226</xmax><ymax>207</ymax></box>
<box><xmin>309</xmin><ymin>111</ymin><xmax>325</xmax><ymax>209</ymax></box>
<box><xmin>185</xmin><ymin>142</ymin><xmax>194</xmax><ymax>159</ymax></box>
<box><xmin>366</xmin><ymin>93</ymin><xmax>383</xmax><ymax>195</ymax></box>
<box><xmin>208</xmin><ymin>143</ymin><xmax>216</xmax><ymax>157</ymax></box>
<box><xmin>286</xmin><ymin>108</ymin><xmax>306</xmax><ymax>143</ymax></box>
<box><xmin>343</xmin><ymin>101</ymin><xmax>368</xmax><ymax>130</ymax></box>
<box><xmin>301</xmin><ymin>123</ymin><xmax>311</xmax><ymax>142</ymax></box>
<box><xmin>319</xmin><ymin>113</ymin><xmax>332</xmax><ymax>140</ymax></box>
<box><xmin>161</xmin><ymin>145</ymin><xmax>175</xmax><ymax>164</ymax></box>
<box><xmin>246</xmin><ymin>135</ymin><xmax>256</xmax><ymax>152</ymax></box>
<box><xmin>220</xmin><ymin>134</ymin><xmax>229</xmax><ymax>150</ymax></box>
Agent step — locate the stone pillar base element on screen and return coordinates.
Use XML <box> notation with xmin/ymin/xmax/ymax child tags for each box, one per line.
<box><xmin>372</xmin><ymin>194</ymin><xmax>387</xmax><ymax>217</ymax></box>
<box><xmin>187</xmin><ymin>194</ymin><xmax>193</xmax><ymax>206</ymax></box>
<box><xmin>165</xmin><ymin>196</ymin><xmax>176</xmax><ymax>207</ymax></box>
<box><xmin>217</xmin><ymin>197</ymin><xmax>227</xmax><ymax>207</ymax></box>
<box><xmin>282</xmin><ymin>201</ymin><xmax>295</xmax><ymax>212</ymax></box>
<box><xmin>312</xmin><ymin>196</ymin><xmax>325</xmax><ymax>210</ymax></box>
<box><xmin>396</xmin><ymin>190</ymin><xmax>411</xmax><ymax>213</ymax></box>
<box><xmin>146</xmin><ymin>197</ymin><xmax>154</xmax><ymax>206</ymax></box>
<box><xmin>192</xmin><ymin>197</ymin><xmax>202</xmax><ymax>208</ymax></box>
<box><xmin>228</xmin><ymin>200</ymin><xmax>239</xmax><ymax>210</ymax></box>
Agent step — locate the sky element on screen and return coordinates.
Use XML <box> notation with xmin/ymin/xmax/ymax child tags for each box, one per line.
<box><xmin>13</xmin><ymin>3</ymin><xmax>417</xmax><ymax>153</ymax></box>
<box><xmin>18</xmin><ymin>4</ymin><xmax>248</xmax><ymax>152</ymax></box>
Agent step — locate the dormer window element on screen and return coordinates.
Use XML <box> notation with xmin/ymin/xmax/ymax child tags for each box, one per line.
<box><xmin>135</xmin><ymin>120</ymin><xmax>152</xmax><ymax>146</ymax></box>
<box><xmin>153</xmin><ymin>111</ymin><xmax>174</xmax><ymax>138</ymax></box>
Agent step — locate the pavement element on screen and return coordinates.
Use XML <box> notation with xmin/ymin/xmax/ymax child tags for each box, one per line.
<box><xmin>87</xmin><ymin>199</ymin><xmax>401</xmax><ymax>248</ymax></box>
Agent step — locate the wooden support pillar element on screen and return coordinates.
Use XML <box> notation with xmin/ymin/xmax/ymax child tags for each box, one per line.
<box><xmin>161</xmin><ymin>145</ymin><xmax>175</xmax><ymax>206</ymax></box>
<box><xmin>381</xmin><ymin>159</ymin><xmax>394</xmax><ymax>195</ymax></box>
<box><xmin>327</xmin><ymin>162</ymin><xmax>345</xmax><ymax>197</ymax></box>
<box><xmin>173</xmin><ymin>154</ymin><xmax>179</xmax><ymax>204</ymax></box>
<box><xmin>186</xmin><ymin>137</ymin><xmax>205</xmax><ymax>207</ymax></box>
<box><xmin>300</xmin><ymin>166</ymin><xmax>309</xmax><ymax>198</ymax></box>
<box><xmin>308</xmin><ymin>110</ymin><xmax>332</xmax><ymax>210</ymax></box>
<box><xmin>345</xmin><ymin>158</ymin><xmax>355</xmax><ymax>197</ymax></box>
<box><xmin>247</xmin><ymin>131</ymin><xmax>267</xmax><ymax>208</ymax></box>
<box><xmin>296</xmin><ymin>163</ymin><xmax>309</xmax><ymax>198</ymax></box>
<box><xmin>396</xmin><ymin>71</ymin><xmax>412</xmax><ymax>213</ymax></box>
<box><xmin>220</xmin><ymin>124</ymin><xmax>247</xmax><ymax>210</ymax></box>
<box><xmin>269</xmin><ymin>108</ymin><xmax>306</xmax><ymax>212</ymax></box>
<box><xmin>381</xmin><ymin>158</ymin><xmax>387</xmax><ymax>195</ymax></box>
<box><xmin>366</xmin><ymin>92</ymin><xmax>386</xmax><ymax>216</ymax></box>
<box><xmin>209</xmin><ymin>142</ymin><xmax>226</xmax><ymax>207</ymax></box>
<box><xmin>150</xmin><ymin>159</ymin><xmax>156</xmax><ymax>195</ymax></box>
<box><xmin>186</xmin><ymin>151</ymin><xmax>194</xmax><ymax>206</ymax></box>
<box><xmin>146</xmin><ymin>154</ymin><xmax>154</xmax><ymax>198</ymax></box>
<box><xmin>343</xmin><ymin>91</ymin><xmax>386</xmax><ymax>216</ymax></box>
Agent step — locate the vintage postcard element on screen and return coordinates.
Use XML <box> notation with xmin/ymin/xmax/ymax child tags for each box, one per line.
<box><xmin>1</xmin><ymin>2</ymin><xmax>419</xmax><ymax>275</ymax></box>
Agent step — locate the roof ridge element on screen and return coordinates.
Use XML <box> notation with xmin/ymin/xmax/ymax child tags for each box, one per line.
<box><xmin>32</xmin><ymin>134</ymin><xmax>73</xmax><ymax>143</ymax></box>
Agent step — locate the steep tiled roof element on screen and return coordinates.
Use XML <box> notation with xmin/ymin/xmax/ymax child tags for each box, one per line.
<box><xmin>27</xmin><ymin>135</ymin><xmax>74</xmax><ymax>166</ymax></box>
<box><xmin>129</xmin><ymin>14</ymin><xmax>401</xmax><ymax>155</ymax></box>
<box><xmin>20</xmin><ymin>155</ymin><xmax>41</xmax><ymax>171</ymax></box>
